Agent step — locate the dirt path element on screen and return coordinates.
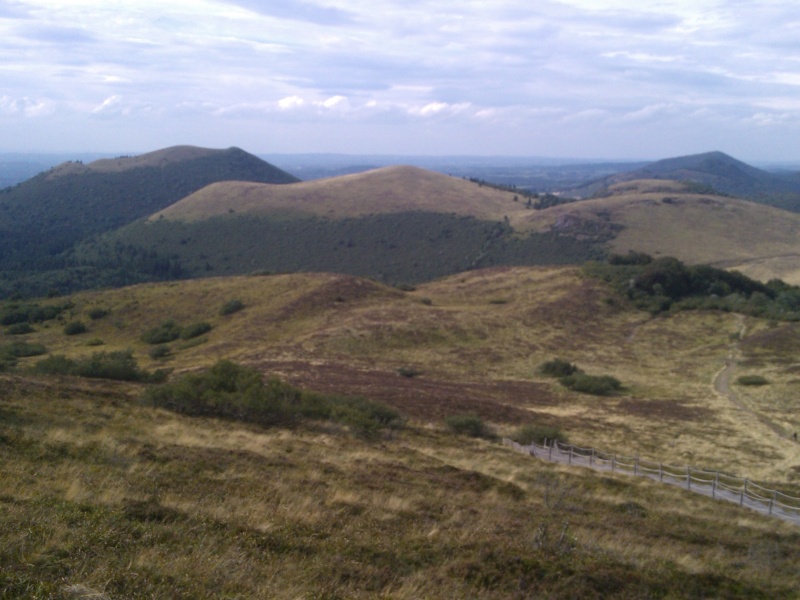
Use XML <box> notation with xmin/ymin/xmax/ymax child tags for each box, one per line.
<box><xmin>712</xmin><ymin>317</ymin><xmax>789</xmax><ymax>439</ymax></box>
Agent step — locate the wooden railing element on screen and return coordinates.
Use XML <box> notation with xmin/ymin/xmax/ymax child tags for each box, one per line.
<box><xmin>503</xmin><ymin>438</ymin><xmax>800</xmax><ymax>525</ymax></box>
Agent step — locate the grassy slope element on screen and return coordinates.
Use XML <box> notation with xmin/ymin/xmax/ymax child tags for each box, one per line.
<box><xmin>519</xmin><ymin>180</ymin><xmax>800</xmax><ymax>284</ymax></box>
<box><xmin>147</xmin><ymin>173</ymin><xmax>800</xmax><ymax>285</ymax></box>
<box><xmin>3</xmin><ymin>268</ymin><xmax>800</xmax><ymax>596</ymax></box>
<box><xmin>2</xmin><ymin>374</ymin><xmax>797</xmax><ymax>598</ymax></box>
<box><xmin>151</xmin><ymin>166</ymin><xmax>522</xmax><ymax>223</ymax></box>
<box><xmin>7</xmin><ymin>267</ymin><xmax>800</xmax><ymax>482</ymax></box>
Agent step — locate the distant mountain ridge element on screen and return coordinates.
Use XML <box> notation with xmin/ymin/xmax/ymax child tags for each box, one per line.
<box><xmin>570</xmin><ymin>151</ymin><xmax>800</xmax><ymax>210</ymax></box>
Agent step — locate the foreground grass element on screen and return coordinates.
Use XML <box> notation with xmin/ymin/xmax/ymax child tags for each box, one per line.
<box><xmin>1</xmin><ymin>374</ymin><xmax>798</xmax><ymax>599</ymax></box>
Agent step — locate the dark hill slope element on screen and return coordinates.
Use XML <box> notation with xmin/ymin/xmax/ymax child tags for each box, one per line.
<box><xmin>0</xmin><ymin>146</ymin><xmax>298</xmax><ymax>269</ymax></box>
<box><xmin>571</xmin><ymin>151</ymin><xmax>800</xmax><ymax>210</ymax></box>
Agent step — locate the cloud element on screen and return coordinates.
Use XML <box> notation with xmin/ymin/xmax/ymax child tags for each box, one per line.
<box><xmin>0</xmin><ymin>95</ymin><xmax>53</xmax><ymax>117</ymax></box>
<box><xmin>216</xmin><ymin>0</ymin><xmax>354</xmax><ymax>25</ymax></box>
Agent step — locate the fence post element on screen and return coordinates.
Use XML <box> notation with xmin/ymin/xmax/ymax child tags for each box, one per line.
<box><xmin>548</xmin><ymin>441</ymin><xmax>553</xmax><ymax>461</ymax></box>
<box><xmin>659</xmin><ymin>462</ymin><xmax>664</xmax><ymax>482</ymax></box>
<box><xmin>686</xmin><ymin>466</ymin><xmax>691</xmax><ymax>490</ymax></box>
<box><xmin>634</xmin><ymin>457</ymin><xmax>639</xmax><ymax>476</ymax></box>
<box><xmin>590</xmin><ymin>448</ymin><xmax>594</xmax><ymax>467</ymax></box>
<box><xmin>712</xmin><ymin>472</ymin><xmax>718</xmax><ymax>499</ymax></box>
<box><xmin>770</xmin><ymin>491</ymin><xmax>776</xmax><ymax>515</ymax></box>
<box><xmin>569</xmin><ymin>445</ymin><xmax>573</xmax><ymax>465</ymax></box>
<box><xmin>740</xmin><ymin>479</ymin><xmax>747</xmax><ymax>506</ymax></box>
<box><xmin>611</xmin><ymin>454</ymin><xmax>616</xmax><ymax>472</ymax></box>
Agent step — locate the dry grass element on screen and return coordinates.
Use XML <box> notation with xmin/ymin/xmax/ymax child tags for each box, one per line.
<box><xmin>7</xmin><ymin>266</ymin><xmax>800</xmax><ymax>484</ymax></box>
<box><xmin>1</xmin><ymin>374</ymin><xmax>798</xmax><ymax>598</ymax></box>
<box><xmin>152</xmin><ymin>166</ymin><xmax>523</xmax><ymax>223</ymax></box>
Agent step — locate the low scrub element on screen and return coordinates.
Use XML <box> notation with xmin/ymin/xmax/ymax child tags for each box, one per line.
<box><xmin>512</xmin><ymin>424</ymin><xmax>568</xmax><ymax>446</ymax></box>
<box><xmin>585</xmin><ymin>254</ymin><xmax>800</xmax><ymax>320</ymax></box>
<box><xmin>560</xmin><ymin>372</ymin><xmax>622</xmax><ymax>396</ymax></box>
<box><xmin>143</xmin><ymin>360</ymin><xmax>403</xmax><ymax>438</ymax></box>
<box><xmin>219</xmin><ymin>299</ymin><xmax>245</xmax><ymax>316</ymax></box>
<box><xmin>0</xmin><ymin>341</ymin><xmax>46</xmax><ymax>371</ymax></box>
<box><xmin>63</xmin><ymin>320</ymin><xmax>88</xmax><ymax>336</ymax></box>
<box><xmin>141</xmin><ymin>320</ymin><xmax>183</xmax><ymax>344</ymax></box>
<box><xmin>180</xmin><ymin>322</ymin><xmax>212</xmax><ymax>340</ymax></box>
<box><xmin>34</xmin><ymin>350</ymin><xmax>169</xmax><ymax>383</ymax></box>
<box><xmin>540</xmin><ymin>358</ymin><xmax>578</xmax><ymax>378</ymax></box>
<box><xmin>539</xmin><ymin>358</ymin><xmax>622</xmax><ymax>396</ymax></box>
<box><xmin>445</xmin><ymin>414</ymin><xmax>496</xmax><ymax>439</ymax></box>
<box><xmin>736</xmin><ymin>375</ymin><xmax>770</xmax><ymax>386</ymax></box>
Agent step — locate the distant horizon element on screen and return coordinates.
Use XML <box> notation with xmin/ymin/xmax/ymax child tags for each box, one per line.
<box><xmin>1</xmin><ymin>148</ymin><xmax>799</xmax><ymax>170</ymax></box>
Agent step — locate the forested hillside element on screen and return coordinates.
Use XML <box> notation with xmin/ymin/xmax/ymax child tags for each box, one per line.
<box><xmin>0</xmin><ymin>146</ymin><xmax>298</xmax><ymax>298</ymax></box>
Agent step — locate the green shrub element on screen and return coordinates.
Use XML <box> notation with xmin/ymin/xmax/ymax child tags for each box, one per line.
<box><xmin>34</xmin><ymin>350</ymin><xmax>157</xmax><ymax>382</ymax></box>
<box><xmin>63</xmin><ymin>321</ymin><xmax>88</xmax><ymax>336</ymax></box>
<box><xmin>445</xmin><ymin>414</ymin><xmax>495</xmax><ymax>439</ymax></box>
<box><xmin>149</xmin><ymin>345</ymin><xmax>171</xmax><ymax>360</ymax></box>
<box><xmin>34</xmin><ymin>354</ymin><xmax>76</xmax><ymax>376</ymax></box>
<box><xmin>560</xmin><ymin>373</ymin><xmax>622</xmax><ymax>396</ymax></box>
<box><xmin>141</xmin><ymin>320</ymin><xmax>182</xmax><ymax>344</ymax></box>
<box><xmin>219</xmin><ymin>299</ymin><xmax>245</xmax><ymax>316</ymax></box>
<box><xmin>397</xmin><ymin>366</ymin><xmax>422</xmax><ymax>378</ymax></box>
<box><xmin>143</xmin><ymin>359</ymin><xmax>403</xmax><ymax>436</ymax></box>
<box><xmin>88</xmin><ymin>308</ymin><xmax>110</xmax><ymax>320</ymax></box>
<box><xmin>6</xmin><ymin>323</ymin><xmax>34</xmax><ymax>335</ymax></box>
<box><xmin>180</xmin><ymin>322</ymin><xmax>212</xmax><ymax>340</ymax></box>
<box><xmin>1</xmin><ymin>341</ymin><xmax>47</xmax><ymax>358</ymax></box>
<box><xmin>85</xmin><ymin>338</ymin><xmax>105</xmax><ymax>347</ymax></box>
<box><xmin>736</xmin><ymin>375</ymin><xmax>769</xmax><ymax>386</ymax></box>
<box><xmin>540</xmin><ymin>359</ymin><xmax>578</xmax><ymax>378</ymax></box>
<box><xmin>512</xmin><ymin>424</ymin><xmax>568</xmax><ymax>446</ymax></box>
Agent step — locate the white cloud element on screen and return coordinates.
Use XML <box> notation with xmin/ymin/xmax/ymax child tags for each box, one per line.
<box><xmin>1</xmin><ymin>0</ymin><xmax>799</xmax><ymax>159</ymax></box>
<box><xmin>277</xmin><ymin>95</ymin><xmax>305</xmax><ymax>110</ymax></box>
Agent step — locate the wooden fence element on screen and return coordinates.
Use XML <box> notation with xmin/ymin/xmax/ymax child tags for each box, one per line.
<box><xmin>503</xmin><ymin>438</ymin><xmax>800</xmax><ymax>525</ymax></box>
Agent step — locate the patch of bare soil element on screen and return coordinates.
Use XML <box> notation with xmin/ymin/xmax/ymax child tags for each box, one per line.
<box><xmin>258</xmin><ymin>359</ymin><xmax>560</xmax><ymax>422</ymax></box>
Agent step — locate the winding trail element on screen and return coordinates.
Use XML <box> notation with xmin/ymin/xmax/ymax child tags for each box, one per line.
<box><xmin>712</xmin><ymin>317</ymin><xmax>789</xmax><ymax>439</ymax></box>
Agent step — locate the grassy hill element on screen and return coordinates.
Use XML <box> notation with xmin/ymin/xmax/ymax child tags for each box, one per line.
<box><xmin>2</xmin><ymin>267</ymin><xmax>799</xmax><ymax>597</ymax></box>
<box><xmin>571</xmin><ymin>151</ymin><xmax>800</xmax><ymax>210</ymax></box>
<box><xmin>83</xmin><ymin>170</ymin><xmax>800</xmax><ymax>288</ymax></box>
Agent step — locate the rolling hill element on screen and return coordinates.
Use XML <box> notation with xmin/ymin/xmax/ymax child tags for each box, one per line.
<box><xmin>85</xmin><ymin>167</ymin><xmax>800</xmax><ymax>287</ymax></box>
<box><xmin>570</xmin><ymin>151</ymin><xmax>800</xmax><ymax>210</ymax></box>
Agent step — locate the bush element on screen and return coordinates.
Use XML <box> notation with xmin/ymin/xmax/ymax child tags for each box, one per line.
<box><xmin>143</xmin><ymin>359</ymin><xmax>403</xmax><ymax>436</ymax></box>
<box><xmin>63</xmin><ymin>321</ymin><xmax>87</xmax><ymax>336</ymax></box>
<box><xmin>445</xmin><ymin>414</ymin><xmax>495</xmax><ymax>439</ymax></box>
<box><xmin>34</xmin><ymin>350</ymin><xmax>158</xmax><ymax>382</ymax></box>
<box><xmin>512</xmin><ymin>424</ymin><xmax>568</xmax><ymax>446</ymax></box>
<box><xmin>560</xmin><ymin>373</ymin><xmax>622</xmax><ymax>396</ymax></box>
<box><xmin>180</xmin><ymin>322</ymin><xmax>212</xmax><ymax>340</ymax></box>
<box><xmin>540</xmin><ymin>359</ymin><xmax>578</xmax><ymax>378</ymax></box>
<box><xmin>736</xmin><ymin>375</ymin><xmax>769</xmax><ymax>386</ymax></box>
<box><xmin>141</xmin><ymin>320</ymin><xmax>182</xmax><ymax>344</ymax></box>
<box><xmin>219</xmin><ymin>299</ymin><xmax>245</xmax><ymax>316</ymax></box>
<box><xmin>1</xmin><ymin>341</ymin><xmax>47</xmax><ymax>358</ymax></box>
<box><xmin>6</xmin><ymin>323</ymin><xmax>34</xmax><ymax>335</ymax></box>
<box><xmin>88</xmin><ymin>308</ymin><xmax>109</xmax><ymax>320</ymax></box>
<box><xmin>397</xmin><ymin>366</ymin><xmax>422</xmax><ymax>378</ymax></box>
<box><xmin>149</xmin><ymin>345</ymin><xmax>171</xmax><ymax>360</ymax></box>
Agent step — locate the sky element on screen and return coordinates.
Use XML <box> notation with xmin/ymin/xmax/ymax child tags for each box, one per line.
<box><xmin>1</xmin><ymin>0</ymin><xmax>799</xmax><ymax>161</ymax></box>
